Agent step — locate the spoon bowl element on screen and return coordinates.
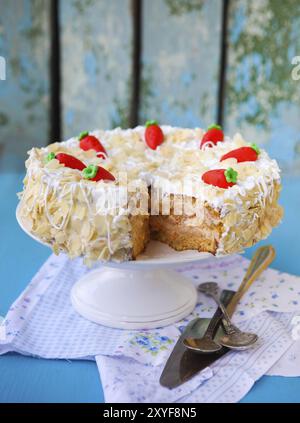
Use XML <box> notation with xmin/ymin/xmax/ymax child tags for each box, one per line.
<box><xmin>219</xmin><ymin>331</ymin><xmax>258</xmax><ymax>350</ymax></box>
<box><xmin>183</xmin><ymin>336</ymin><xmax>222</xmax><ymax>353</ymax></box>
<box><xmin>198</xmin><ymin>282</ymin><xmax>219</xmax><ymax>294</ymax></box>
<box><xmin>197</xmin><ymin>281</ymin><xmax>258</xmax><ymax>350</ymax></box>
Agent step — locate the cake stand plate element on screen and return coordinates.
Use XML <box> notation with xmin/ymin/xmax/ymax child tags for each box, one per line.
<box><xmin>16</xmin><ymin>205</ymin><xmax>218</xmax><ymax>329</ymax></box>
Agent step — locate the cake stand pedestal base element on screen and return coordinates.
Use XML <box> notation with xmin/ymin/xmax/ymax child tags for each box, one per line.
<box><xmin>70</xmin><ymin>267</ymin><xmax>197</xmax><ymax>329</ymax></box>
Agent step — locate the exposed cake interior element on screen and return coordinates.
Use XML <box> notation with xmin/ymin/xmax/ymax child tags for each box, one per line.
<box><xmin>129</xmin><ymin>214</ymin><xmax>150</xmax><ymax>259</ymax></box>
<box><xmin>149</xmin><ymin>208</ymin><xmax>222</xmax><ymax>255</ymax></box>
<box><xmin>148</xmin><ymin>181</ymin><xmax>282</xmax><ymax>257</ymax></box>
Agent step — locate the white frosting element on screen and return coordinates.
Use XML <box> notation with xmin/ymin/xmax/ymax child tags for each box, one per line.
<box><xmin>19</xmin><ymin>126</ymin><xmax>282</xmax><ymax>261</ymax></box>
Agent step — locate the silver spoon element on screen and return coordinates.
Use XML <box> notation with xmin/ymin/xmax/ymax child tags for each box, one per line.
<box><xmin>198</xmin><ymin>282</ymin><xmax>258</xmax><ymax>350</ymax></box>
<box><xmin>183</xmin><ymin>308</ymin><xmax>222</xmax><ymax>353</ymax></box>
<box><xmin>184</xmin><ymin>246</ymin><xmax>275</xmax><ymax>353</ymax></box>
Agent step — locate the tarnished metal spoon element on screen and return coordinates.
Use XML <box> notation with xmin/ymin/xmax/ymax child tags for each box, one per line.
<box><xmin>184</xmin><ymin>245</ymin><xmax>275</xmax><ymax>353</ymax></box>
<box><xmin>183</xmin><ymin>308</ymin><xmax>222</xmax><ymax>353</ymax></box>
<box><xmin>198</xmin><ymin>282</ymin><xmax>258</xmax><ymax>350</ymax></box>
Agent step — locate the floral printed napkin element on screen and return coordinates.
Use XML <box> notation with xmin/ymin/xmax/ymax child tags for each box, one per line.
<box><xmin>1</xmin><ymin>251</ymin><xmax>300</xmax><ymax>402</ymax></box>
<box><xmin>96</xmin><ymin>311</ymin><xmax>297</xmax><ymax>403</ymax></box>
<box><xmin>267</xmin><ymin>338</ymin><xmax>300</xmax><ymax>377</ymax></box>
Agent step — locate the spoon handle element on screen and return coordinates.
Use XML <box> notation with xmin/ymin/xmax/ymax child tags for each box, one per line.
<box><xmin>211</xmin><ymin>292</ymin><xmax>233</xmax><ymax>327</ymax></box>
<box><xmin>202</xmin><ymin>290</ymin><xmax>235</xmax><ymax>338</ymax></box>
<box><xmin>226</xmin><ymin>245</ymin><xmax>275</xmax><ymax>318</ymax></box>
<box><xmin>204</xmin><ymin>306</ymin><xmax>224</xmax><ymax>338</ymax></box>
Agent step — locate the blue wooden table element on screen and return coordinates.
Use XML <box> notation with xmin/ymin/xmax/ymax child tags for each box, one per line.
<box><xmin>0</xmin><ymin>172</ymin><xmax>300</xmax><ymax>403</ymax></box>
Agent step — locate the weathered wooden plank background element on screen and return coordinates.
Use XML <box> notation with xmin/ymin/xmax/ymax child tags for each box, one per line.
<box><xmin>0</xmin><ymin>0</ymin><xmax>300</xmax><ymax>173</ymax></box>
<box><xmin>140</xmin><ymin>0</ymin><xmax>221</xmax><ymax>128</ymax></box>
<box><xmin>0</xmin><ymin>0</ymin><xmax>50</xmax><ymax>171</ymax></box>
<box><xmin>225</xmin><ymin>0</ymin><xmax>300</xmax><ymax>174</ymax></box>
<box><xmin>60</xmin><ymin>0</ymin><xmax>133</xmax><ymax>138</ymax></box>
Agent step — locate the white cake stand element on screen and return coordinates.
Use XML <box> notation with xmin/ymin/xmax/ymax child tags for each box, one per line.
<box><xmin>16</xmin><ymin>205</ymin><xmax>218</xmax><ymax>329</ymax></box>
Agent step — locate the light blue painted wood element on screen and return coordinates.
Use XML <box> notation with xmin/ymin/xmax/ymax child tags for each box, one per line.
<box><xmin>0</xmin><ymin>0</ymin><xmax>50</xmax><ymax>171</ymax></box>
<box><xmin>140</xmin><ymin>0</ymin><xmax>222</xmax><ymax>128</ymax></box>
<box><xmin>0</xmin><ymin>0</ymin><xmax>299</xmax><ymax>177</ymax></box>
<box><xmin>60</xmin><ymin>0</ymin><xmax>133</xmax><ymax>138</ymax></box>
<box><xmin>0</xmin><ymin>354</ymin><xmax>102</xmax><ymax>403</ymax></box>
<box><xmin>225</xmin><ymin>0</ymin><xmax>300</xmax><ymax>174</ymax></box>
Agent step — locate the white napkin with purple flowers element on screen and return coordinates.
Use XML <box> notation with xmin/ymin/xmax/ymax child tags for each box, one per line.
<box><xmin>1</xmin><ymin>252</ymin><xmax>300</xmax><ymax>402</ymax></box>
